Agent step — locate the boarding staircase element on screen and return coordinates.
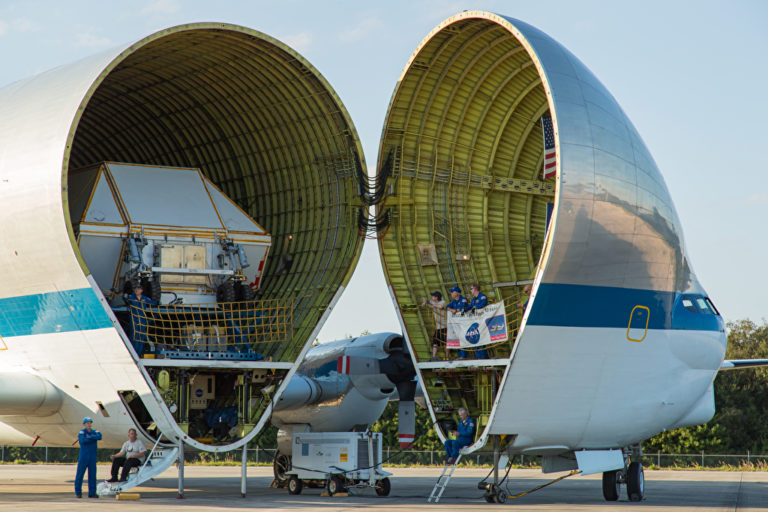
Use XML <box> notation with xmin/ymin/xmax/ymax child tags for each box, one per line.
<box><xmin>97</xmin><ymin>437</ymin><xmax>178</xmax><ymax>496</ymax></box>
<box><xmin>427</xmin><ymin>452</ymin><xmax>463</xmax><ymax>503</ymax></box>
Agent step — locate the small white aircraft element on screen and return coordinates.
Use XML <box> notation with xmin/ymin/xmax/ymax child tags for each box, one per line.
<box><xmin>270</xmin><ymin>332</ymin><xmax>417</xmax><ymax>489</ymax></box>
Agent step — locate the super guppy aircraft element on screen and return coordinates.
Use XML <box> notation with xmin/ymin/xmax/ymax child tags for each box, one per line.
<box><xmin>373</xmin><ymin>11</ymin><xmax>735</xmax><ymax>503</ymax></box>
<box><xmin>0</xmin><ymin>11</ymin><xmax>756</xmax><ymax>505</ymax></box>
<box><xmin>0</xmin><ymin>22</ymin><xmax>367</xmax><ymax>493</ymax></box>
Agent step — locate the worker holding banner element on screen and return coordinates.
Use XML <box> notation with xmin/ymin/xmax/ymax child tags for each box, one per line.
<box><xmin>463</xmin><ymin>284</ymin><xmax>489</xmax><ymax>359</ymax></box>
<box><xmin>447</xmin><ymin>295</ymin><xmax>508</xmax><ymax>355</ymax></box>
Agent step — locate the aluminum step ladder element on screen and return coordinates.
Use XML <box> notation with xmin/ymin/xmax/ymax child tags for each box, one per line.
<box><xmin>427</xmin><ymin>453</ymin><xmax>462</xmax><ymax>503</ymax></box>
<box><xmin>97</xmin><ymin>437</ymin><xmax>178</xmax><ymax>496</ymax></box>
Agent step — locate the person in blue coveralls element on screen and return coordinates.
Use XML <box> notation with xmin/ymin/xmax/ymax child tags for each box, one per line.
<box><xmin>75</xmin><ymin>417</ymin><xmax>102</xmax><ymax>498</ymax></box>
<box><xmin>125</xmin><ymin>283</ymin><xmax>158</xmax><ymax>356</ymax></box>
<box><xmin>444</xmin><ymin>407</ymin><xmax>475</xmax><ymax>464</ymax></box>
<box><xmin>446</xmin><ymin>286</ymin><xmax>469</xmax><ymax>315</ymax></box>
<box><xmin>466</xmin><ymin>283</ymin><xmax>489</xmax><ymax>359</ymax></box>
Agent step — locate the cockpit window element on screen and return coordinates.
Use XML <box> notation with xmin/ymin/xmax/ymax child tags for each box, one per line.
<box><xmin>705</xmin><ymin>297</ymin><xmax>720</xmax><ymax>316</ymax></box>
<box><xmin>681</xmin><ymin>297</ymin><xmax>698</xmax><ymax>313</ymax></box>
<box><xmin>695</xmin><ymin>298</ymin><xmax>712</xmax><ymax>314</ymax></box>
<box><xmin>679</xmin><ymin>294</ymin><xmax>721</xmax><ymax>316</ymax></box>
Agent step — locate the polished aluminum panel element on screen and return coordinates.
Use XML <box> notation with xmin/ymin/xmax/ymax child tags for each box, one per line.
<box><xmin>497</xmin><ymin>14</ymin><xmax>704</xmax><ymax>294</ymax></box>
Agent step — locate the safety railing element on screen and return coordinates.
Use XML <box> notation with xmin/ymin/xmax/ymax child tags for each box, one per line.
<box><xmin>127</xmin><ymin>298</ymin><xmax>293</xmax><ymax>359</ymax></box>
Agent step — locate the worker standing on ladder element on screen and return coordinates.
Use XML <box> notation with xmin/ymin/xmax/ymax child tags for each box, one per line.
<box><xmin>444</xmin><ymin>407</ymin><xmax>475</xmax><ymax>464</ymax></box>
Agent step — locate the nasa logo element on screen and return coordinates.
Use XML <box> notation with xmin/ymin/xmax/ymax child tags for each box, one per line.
<box><xmin>465</xmin><ymin>323</ymin><xmax>480</xmax><ymax>345</ymax></box>
<box><xmin>195</xmin><ymin>389</ymin><xmax>203</xmax><ymax>398</ymax></box>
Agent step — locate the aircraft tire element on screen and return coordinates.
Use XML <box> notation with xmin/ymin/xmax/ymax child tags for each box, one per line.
<box><xmin>626</xmin><ymin>462</ymin><xmax>644</xmax><ymax>502</ymax></box>
<box><xmin>237</xmin><ymin>281</ymin><xmax>256</xmax><ymax>301</ymax></box>
<box><xmin>287</xmin><ymin>476</ymin><xmax>302</xmax><ymax>495</ymax></box>
<box><xmin>375</xmin><ymin>477</ymin><xmax>391</xmax><ymax>497</ymax></box>
<box><xmin>216</xmin><ymin>281</ymin><xmax>235</xmax><ymax>303</ymax></box>
<box><xmin>495</xmin><ymin>489</ymin><xmax>507</xmax><ymax>503</ymax></box>
<box><xmin>273</xmin><ymin>453</ymin><xmax>292</xmax><ymax>486</ymax></box>
<box><xmin>602</xmin><ymin>470</ymin><xmax>620</xmax><ymax>501</ymax></box>
<box><xmin>141</xmin><ymin>276</ymin><xmax>161</xmax><ymax>303</ymax></box>
<box><xmin>327</xmin><ymin>475</ymin><xmax>344</xmax><ymax>496</ymax></box>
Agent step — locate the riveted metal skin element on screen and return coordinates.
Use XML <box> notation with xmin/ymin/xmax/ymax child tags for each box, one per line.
<box><xmin>0</xmin><ymin>23</ymin><xmax>365</xmax><ymax>451</ymax></box>
<box><xmin>377</xmin><ymin>11</ymin><xmax>722</xmax><ymax>453</ymax></box>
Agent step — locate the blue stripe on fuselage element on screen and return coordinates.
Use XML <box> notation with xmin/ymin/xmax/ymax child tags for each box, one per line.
<box><xmin>0</xmin><ymin>288</ymin><xmax>112</xmax><ymax>337</ymax></box>
<box><xmin>526</xmin><ymin>283</ymin><xmax>722</xmax><ymax>332</ymax></box>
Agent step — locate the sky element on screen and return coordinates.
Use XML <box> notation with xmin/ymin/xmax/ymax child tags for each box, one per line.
<box><xmin>0</xmin><ymin>0</ymin><xmax>766</xmax><ymax>341</ymax></box>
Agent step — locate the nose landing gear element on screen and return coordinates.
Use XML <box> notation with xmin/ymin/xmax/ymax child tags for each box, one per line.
<box><xmin>602</xmin><ymin>446</ymin><xmax>644</xmax><ymax>502</ymax></box>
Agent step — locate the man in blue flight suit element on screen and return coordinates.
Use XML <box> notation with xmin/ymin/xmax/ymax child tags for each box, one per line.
<box><xmin>447</xmin><ymin>286</ymin><xmax>470</xmax><ymax>358</ymax></box>
<box><xmin>444</xmin><ymin>407</ymin><xmax>475</xmax><ymax>464</ymax></box>
<box><xmin>125</xmin><ymin>283</ymin><xmax>158</xmax><ymax>356</ymax></box>
<box><xmin>446</xmin><ymin>286</ymin><xmax>469</xmax><ymax>315</ymax></box>
<box><xmin>467</xmin><ymin>283</ymin><xmax>489</xmax><ymax>359</ymax></box>
<box><xmin>75</xmin><ymin>417</ymin><xmax>102</xmax><ymax>498</ymax></box>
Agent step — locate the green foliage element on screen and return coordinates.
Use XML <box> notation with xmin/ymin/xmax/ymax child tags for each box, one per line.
<box><xmin>644</xmin><ymin>319</ymin><xmax>768</xmax><ymax>454</ymax></box>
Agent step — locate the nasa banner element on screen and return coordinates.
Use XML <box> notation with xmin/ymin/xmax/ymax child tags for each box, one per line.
<box><xmin>446</xmin><ymin>301</ymin><xmax>508</xmax><ymax>349</ymax></box>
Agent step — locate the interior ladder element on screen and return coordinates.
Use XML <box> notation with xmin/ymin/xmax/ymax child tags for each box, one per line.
<box><xmin>427</xmin><ymin>453</ymin><xmax>462</xmax><ymax>503</ymax></box>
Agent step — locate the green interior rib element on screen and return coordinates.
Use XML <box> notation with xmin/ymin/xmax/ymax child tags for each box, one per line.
<box><xmin>378</xmin><ymin>18</ymin><xmax>555</xmax><ymax>426</ymax></box>
<box><xmin>64</xmin><ymin>24</ymin><xmax>365</xmax><ymax>359</ymax></box>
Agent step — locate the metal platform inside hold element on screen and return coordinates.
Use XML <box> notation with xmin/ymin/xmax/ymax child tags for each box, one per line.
<box><xmin>418</xmin><ymin>359</ymin><xmax>509</xmax><ymax>369</ymax></box>
<box><xmin>159</xmin><ymin>350</ymin><xmax>262</xmax><ymax>361</ymax></box>
<box><xmin>140</xmin><ymin>359</ymin><xmax>294</xmax><ymax>370</ymax></box>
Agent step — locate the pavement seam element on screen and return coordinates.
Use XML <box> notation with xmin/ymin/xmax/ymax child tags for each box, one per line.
<box><xmin>733</xmin><ymin>471</ymin><xmax>744</xmax><ymax>512</ymax></box>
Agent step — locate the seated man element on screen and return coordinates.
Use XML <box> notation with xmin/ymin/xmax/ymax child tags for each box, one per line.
<box><xmin>108</xmin><ymin>428</ymin><xmax>147</xmax><ymax>482</ymax></box>
<box><xmin>444</xmin><ymin>407</ymin><xmax>476</xmax><ymax>464</ymax></box>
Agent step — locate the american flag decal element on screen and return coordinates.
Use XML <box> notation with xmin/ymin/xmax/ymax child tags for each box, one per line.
<box><xmin>541</xmin><ymin>114</ymin><xmax>557</xmax><ymax>180</ymax></box>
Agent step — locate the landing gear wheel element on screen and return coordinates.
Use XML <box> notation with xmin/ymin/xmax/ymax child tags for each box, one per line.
<box><xmin>626</xmin><ymin>461</ymin><xmax>644</xmax><ymax>502</ymax></box>
<box><xmin>273</xmin><ymin>453</ymin><xmax>292</xmax><ymax>487</ymax></box>
<box><xmin>602</xmin><ymin>470</ymin><xmax>620</xmax><ymax>501</ymax></box>
<box><xmin>327</xmin><ymin>475</ymin><xmax>344</xmax><ymax>496</ymax></box>
<box><xmin>484</xmin><ymin>494</ymin><xmax>495</xmax><ymax>503</ymax></box>
<box><xmin>235</xmin><ymin>281</ymin><xmax>255</xmax><ymax>301</ymax></box>
<box><xmin>216</xmin><ymin>281</ymin><xmax>235</xmax><ymax>303</ymax></box>
<box><xmin>141</xmin><ymin>276</ymin><xmax>161</xmax><ymax>303</ymax></box>
<box><xmin>375</xmin><ymin>477</ymin><xmax>391</xmax><ymax>496</ymax></box>
<box><xmin>495</xmin><ymin>489</ymin><xmax>508</xmax><ymax>503</ymax></box>
<box><xmin>287</xmin><ymin>476</ymin><xmax>302</xmax><ymax>495</ymax></box>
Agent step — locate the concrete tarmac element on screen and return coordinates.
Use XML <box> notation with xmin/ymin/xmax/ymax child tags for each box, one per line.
<box><xmin>0</xmin><ymin>464</ymin><xmax>765</xmax><ymax>511</ymax></box>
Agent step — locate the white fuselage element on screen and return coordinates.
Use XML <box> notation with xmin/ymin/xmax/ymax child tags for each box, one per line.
<box><xmin>485</xmin><ymin>326</ymin><xmax>724</xmax><ymax>452</ymax></box>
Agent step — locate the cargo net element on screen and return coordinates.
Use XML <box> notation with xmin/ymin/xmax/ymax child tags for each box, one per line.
<box><xmin>127</xmin><ymin>298</ymin><xmax>293</xmax><ymax>361</ymax></box>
